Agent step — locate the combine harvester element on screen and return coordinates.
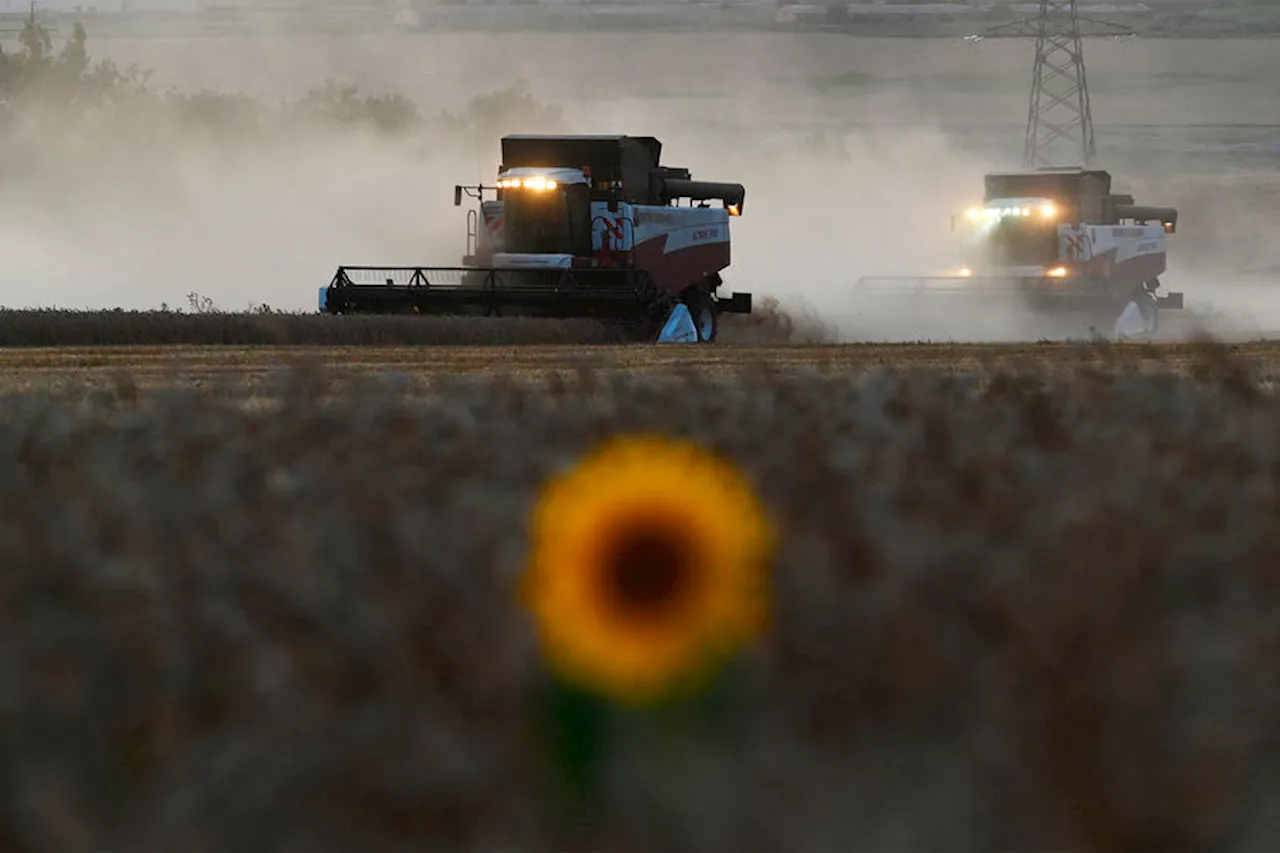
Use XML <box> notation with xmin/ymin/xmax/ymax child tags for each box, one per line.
<box><xmin>319</xmin><ymin>134</ymin><xmax>753</xmax><ymax>342</ymax></box>
<box><xmin>854</xmin><ymin>167</ymin><xmax>1183</xmax><ymax>341</ymax></box>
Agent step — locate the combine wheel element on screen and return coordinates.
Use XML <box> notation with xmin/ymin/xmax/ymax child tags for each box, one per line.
<box><xmin>1136</xmin><ymin>281</ymin><xmax>1161</xmax><ymax>334</ymax></box>
<box><xmin>1113</xmin><ymin>283</ymin><xmax>1160</xmax><ymax>340</ymax></box>
<box><xmin>682</xmin><ymin>287</ymin><xmax>718</xmax><ymax>342</ymax></box>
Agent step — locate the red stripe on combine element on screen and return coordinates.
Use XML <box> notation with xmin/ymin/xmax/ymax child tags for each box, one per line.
<box><xmin>632</xmin><ymin>235</ymin><xmax>731</xmax><ymax>298</ymax></box>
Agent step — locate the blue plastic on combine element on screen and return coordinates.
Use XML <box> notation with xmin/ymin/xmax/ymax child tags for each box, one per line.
<box><xmin>318</xmin><ymin>286</ymin><xmax>329</xmax><ymax>313</ymax></box>
<box><xmin>657</xmin><ymin>303</ymin><xmax>698</xmax><ymax>343</ymax></box>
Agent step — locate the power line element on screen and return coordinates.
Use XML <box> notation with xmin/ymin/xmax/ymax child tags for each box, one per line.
<box><xmin>968</xmin><ymin>0</ymin><xmax>1136</xmax><ymax>168</ymax></box>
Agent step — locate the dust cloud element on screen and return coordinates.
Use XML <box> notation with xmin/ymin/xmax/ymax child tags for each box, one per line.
<box><xmin>0</xmin><ymin>29</ymin><xmax>1275</xmax><ymax>343</ymax></box>
<box><xmin>0</xmin><ymin>107</ymin><xmax>491</xmax><ymax>313</ymax></box>
<box><xmin>1135</xmin><ymin>172</ymin><xmax>1280</xmax><ymax>341</ymax></box>
<box><xmin>677</xmin><ymin>123</ymin><xmax>1017</xmax><ymax>343</ymax></box>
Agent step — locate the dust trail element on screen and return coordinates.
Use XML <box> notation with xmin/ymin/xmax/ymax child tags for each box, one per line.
<box><xmin>1137</xmin><ymin>173</ymin><xmax>1280</xmax><ymax>340</ymax></box>
<box><xmin>605</xmin><ymin>108</ymin><xmax>1063</xmax><ymax>343</ymax></box>
<box><xmin>548</xmin><ymin>86</ymin><xmax>1023</xmax><ymax>342</ymax></box>
<box><xmin>0</xmin><ymin>95</ymin><xmax>550</xmax><ymax>314</ymax></box>
<box><xmin>0</xmin><ymin>132</ymin><xmax>433</xmax><ymax>312</ymax></box>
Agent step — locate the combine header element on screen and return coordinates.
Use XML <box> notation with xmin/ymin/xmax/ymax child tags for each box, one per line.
<box><xmin>319</xmin><ymin>134</ymin><xmax>753</xmax><ymax>342</ymax></box>
<box><xmin>855</xmin><ymin>167</ymin><xmax>1183</xmax><ymax>339</ymax></box>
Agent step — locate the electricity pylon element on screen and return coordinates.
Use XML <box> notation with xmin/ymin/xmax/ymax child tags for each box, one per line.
<box><xmin>968</xmin><ymin>0</ymin><xmax>1136</xmax><ymax>169</ymax></box>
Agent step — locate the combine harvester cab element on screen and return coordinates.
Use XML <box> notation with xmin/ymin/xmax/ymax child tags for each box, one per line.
<box><xmin>319</xmin><ymin>134</ymin><xmax>753</xmax><ymax>343</ymax></box>
<box><xmin>853</xmin><ymin>167</ymin><xmax>1182</xmax><ymax>341</ymax></box>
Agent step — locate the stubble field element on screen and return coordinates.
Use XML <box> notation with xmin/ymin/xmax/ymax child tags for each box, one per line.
<box><xmin>10</xmin><ymin>337</ymin><xmax>1280</xmax><ymax>397</ymax></box>
<box><xmin>4</xmin><ymin>28</ymin><xmax>1280</xmax><ymax>852</ymax></box>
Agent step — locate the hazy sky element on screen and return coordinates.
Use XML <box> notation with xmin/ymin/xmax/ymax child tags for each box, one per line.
<box><xmin>5</xmin><ymin>0</ymin><xmax>195</xmax><ymax>11</ymax></box>
<box><xmin>2</xmin><ymin>0</ymin><xmax>390</xmax><ymax>13</ymax></box>
<box><xmin>0</xmin><ymin>0</ymin><xmax>1182</xmax><ymax>12</ymax></box>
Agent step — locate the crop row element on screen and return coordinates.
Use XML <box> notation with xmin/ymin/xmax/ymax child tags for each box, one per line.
<box><xmin>0</xmin><ymin>298</ymin><xmax>817</xmax><ymax>348</ymax></box>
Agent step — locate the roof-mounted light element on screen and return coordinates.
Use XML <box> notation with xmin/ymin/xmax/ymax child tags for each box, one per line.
<box><xmin>497</xmin><ymin>176</ymin><xmax>559</xmax><ymax>191</ymax></box>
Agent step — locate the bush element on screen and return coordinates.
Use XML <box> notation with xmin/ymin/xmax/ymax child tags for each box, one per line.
<box><xmin>0</xmin><ymin>17</ymin><xmax>563</xmax><ymax>143</ymax></box>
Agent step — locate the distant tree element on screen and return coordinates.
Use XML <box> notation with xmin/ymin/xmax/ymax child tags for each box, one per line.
<box><xmin>0</xmin><ymin>13</ymin><xmax>156</xmax><ymax>118</ymax></box>
<box><xmin>18</xmin><ymin>12</ymin><xmax>52</xmax><ymax>64</ymax></box>
<box><xmin>432</xmin><ymin>78</ymin><xmax>565</xmax><ymax>148</ymax></box>
<box><xmin>0</xmin><ymin>13</ymin><xmax>564</xmax><ymax>149</ymax></box>
<box><xmin>60</xmin><ymin>22</ymin><xmax>88</xmax><ymax>78</ymax></box>
<box><xmin>284</xmin><ymin>79</ymin><xmax>421</xmax><ymax>134</ymax></box>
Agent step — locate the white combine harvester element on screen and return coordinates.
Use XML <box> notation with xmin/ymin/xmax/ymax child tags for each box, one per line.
<box><xmin>319</xmin><ymin>134</ymin><xmax>753</xmax><ymax>343</ymax></box>
<box><xmin>855</xmin><ymin>166</ymin><xmax>1182</xmax><ymax>340</ymax></box>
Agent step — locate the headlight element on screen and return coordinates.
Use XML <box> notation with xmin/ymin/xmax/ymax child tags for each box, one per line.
<box><xmin>498</xmin><ymin>177</ymin><xmax>557</xmax><ymax>191</ymax></box>
<box><xmin>1045</xmin><ymin>266</ymin><xmax>1068</xmax><ymax>278</ymax></box>
<box><xmin>957</xmin><ymin>267</ymin><xmax>973</xmax><ymax>277</ymax></box>
<box><xmin>1040</xmin><ymin>202</ymin><xmax>1057</xmax><ymax>219</ymax></box>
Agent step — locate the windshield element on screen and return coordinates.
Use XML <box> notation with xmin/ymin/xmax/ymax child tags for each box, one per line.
<box><xmin>960</xmin><ymin>210</ymin><xmax>1059</xmax><ymax>268</ymax></box>
<box><xmin>501</xmin><ymin>184</ymin><xmax>591</xmax><ymax>255</ymax></box>
<box><xmin>986</xmin><ymin>217</ymin><xmax>1058</xmax><ymax>266</ymax></box>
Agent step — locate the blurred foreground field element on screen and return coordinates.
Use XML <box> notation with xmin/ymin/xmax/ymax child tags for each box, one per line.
<box><xmin>3</xmin><ymin>337</ymin><xmax>1280</xmax><ymax>849</ymax></box>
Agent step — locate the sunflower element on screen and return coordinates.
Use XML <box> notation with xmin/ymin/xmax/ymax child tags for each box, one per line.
<box><xmin>520</xmin><ymin>434</ymin><xmax>775</xmax><ymax>706</ymax></box>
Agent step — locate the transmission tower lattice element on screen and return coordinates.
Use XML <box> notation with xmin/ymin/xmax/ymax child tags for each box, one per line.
<box><xmin>970</xmin><ymin>0</ymin><xmax>1135</xmax><ymax>169</ymax></box>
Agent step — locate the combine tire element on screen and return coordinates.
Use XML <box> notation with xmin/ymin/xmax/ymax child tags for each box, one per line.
<box><xmin>683</xmin><ymin>288</ymin><xmax>718</xmax><ymax>342</ymax></box>
<box><xmin>1136</xmin><ymin>281</ymin><xmax>1161</xmax><ymax>334</ymax></box>
<box><xmin>1113</xmin><ymin>284</ymin><xmax>1160</xmax><ymax>340</ymax></box>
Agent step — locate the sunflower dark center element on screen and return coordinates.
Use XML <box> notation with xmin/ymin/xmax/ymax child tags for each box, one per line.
<box><xmin>600</xmin><ymin>518</ymin><xmax>697</xmax><ymax>620</ymax></box>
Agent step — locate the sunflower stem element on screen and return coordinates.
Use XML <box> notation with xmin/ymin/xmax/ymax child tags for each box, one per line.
<box><xmin>536</xmin><ymin>671</ymin><xmax>611</xmax><ymax>820</ymax></box>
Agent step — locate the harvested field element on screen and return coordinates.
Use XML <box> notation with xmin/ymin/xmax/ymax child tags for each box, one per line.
<box><xmin>3</xmin><ymin>344</ymin><xmax>1280</xmax><ymax>849</ymax></box>
<box><xmin>0</xmin><ymin>308</ymin><xmax>617</xmax><ymax>348</ymax></box>
<box><xmin>10</xmin><ymin>338</ymin><xmax>1280</xmax><ymax>398</ymax></box>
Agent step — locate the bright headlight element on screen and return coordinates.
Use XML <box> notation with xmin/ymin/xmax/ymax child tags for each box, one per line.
<box><xmin>498</xmin><ymin>177</ymin><xmax>558</xmax><ymax>191</ymax></box>
<box><xmin>1040</xmin><ymin>202</ymin><xmax>1057</xmax><ymax>219</ymax></box>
